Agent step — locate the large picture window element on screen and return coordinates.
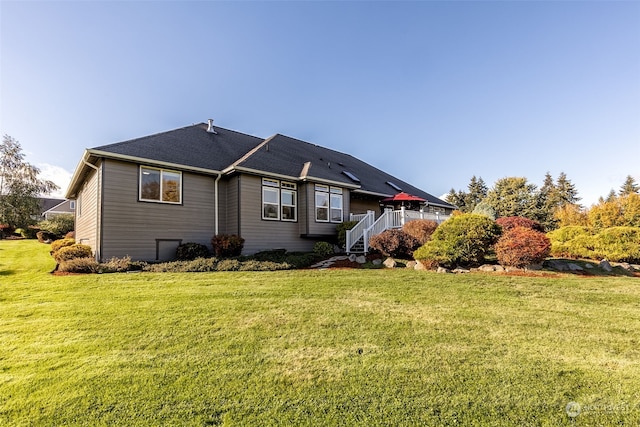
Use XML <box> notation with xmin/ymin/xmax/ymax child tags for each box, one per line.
<box><xmin>140</xmin><ymin>166</ymin><xmax>182</xmax><ymax>204</ymax></box>
<box><xmin>315</xmin><ymin>185</ymin><xmax>343</xmax><ymax>223</ymax></box>
<box><xmin>262</xmin><ymin>179</ymin><xmax>297</xmax><ymax>221</ymax></box>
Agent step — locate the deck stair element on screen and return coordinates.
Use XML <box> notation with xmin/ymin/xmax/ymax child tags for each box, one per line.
<box><xmin>346</xmin><ymin>208</ymin><xmax>449</xmax><ymax>254</ymax></box>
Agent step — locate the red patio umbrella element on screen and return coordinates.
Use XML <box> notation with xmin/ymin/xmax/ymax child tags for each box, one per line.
<box><xmin>381</xmin><ymin>192</ymin><xmax>427</xmax><ymax>203</ymax></box>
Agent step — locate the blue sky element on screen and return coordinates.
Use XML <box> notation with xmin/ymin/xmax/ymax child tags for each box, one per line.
<box><xmin>1</xmin><ymin>1</ymin><xmax>638</xmax><ymax>206</ymax></box>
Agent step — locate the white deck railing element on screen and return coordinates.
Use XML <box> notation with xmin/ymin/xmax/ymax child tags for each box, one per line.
<box><xmin>346</xmin><ymin>208</ymin><xmax>450</xmax><ymax>254</ymax></box>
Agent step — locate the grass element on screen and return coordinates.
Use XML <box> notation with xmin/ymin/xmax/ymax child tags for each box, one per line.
<box><xmin>1</xmin><ymin>240</ymin><xmax>640</xmax><ymax>426</ymax></box>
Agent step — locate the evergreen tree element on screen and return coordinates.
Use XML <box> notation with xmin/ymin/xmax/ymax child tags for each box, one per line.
<box><xmin>555</xmin><ymin>172</ymin><xmax>581</xmax><ymax>205</ymax></box>
<box><xmin>483</xmin><ymin>177</ymin><xmax>538</xmax><ymax>219</ymax></box>
<box><xmin>619</xmin><ymin>175</ymin><xmax>640</xmax><ymax>196</ymax></box>
<box><xmin>445</xmin><ymin>188</ymin><xmax>467</xmax><ymax>211</ymax></box>
<box><xmin>464</xmin><ymin>176</ymin><xmax>488</xmax><ymax>213</ymax></box>
<box><xmin>605</xmin><ymin>189</ymin><xmax>617</xmax><ymax>203</ymax></box>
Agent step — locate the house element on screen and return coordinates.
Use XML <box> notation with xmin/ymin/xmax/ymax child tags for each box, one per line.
<box><xmin>65</xmin><ymin>120</ymin><xmax>455</xmax><ymax>262</ymax></box>
<box><xmin>39</xmin><ymin>198</ymin><xmax>76</xmax><ymax>220</ymax></box>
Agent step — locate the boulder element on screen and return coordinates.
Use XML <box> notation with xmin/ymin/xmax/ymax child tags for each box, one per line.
<box><xmin>383</xmin><ymin>258</ymin><xmax>397</xmax><ymax>268</ymax></box>
<box><xmin>524</xmin><ymin>263</ymin><xmax>543</xmax><ymax>271</ymax></box>
<box><xmin>617</xmin><ymin>262</ymin><xmax>633</xmax><ymax>271</ymax></box>
<box><xmin>355</xmin><ymin>255</ymin><xmax>367</xmax><ymax>264</ymax></box>
<box><xmin>348</xmin><ymin>254</ymin><xmax>357</xmax><ymax>262</ymax></box>
<box><xmin>567</xmin><ymin>263</ymin><xmax>583</xmax><ymax>271</ymax></box>
<box><xmin>546</xmin><ymin>260</ymin><xmax>569</xmax><ymax>271</ymax></box>
<box><xmin>452</xmin><ymin>267</ymin><xmax>470</xmax><ymax>274</ymax></box>
<box><xmin>414</xmin><ymin>261</ymin><xmax>429</xmax><ymax>270</ymax></box>
<box><xmin>478</xmin><ymin>264</ymin><xmax>496</xmax><ymax>272</ymax></box>
<box><xmin>372</xmin><ymin>259</ymin><xmax>383</xmax><ymax>266</ymax></box>
<box><xmin>405</xmin><ymin>261</ymin><xmax>417</xmax><ymax>269</ymax></box>
<box><xmin>599</xmin><ymin>259</ymin><xmax>612</xmax><ymax>272</ymax></box>
<box><xmin>437</xmin><ymin>267</ymin><xmax>451</xmax><ymax>274</ymax></box>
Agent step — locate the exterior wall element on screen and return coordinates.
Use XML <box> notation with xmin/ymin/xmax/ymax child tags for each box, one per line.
<box><xmin>349</xmin><ymin>197</ymin><xmax>380</xmax><ymax>219</ymax></box>
<box><xmin>100</xmin><ymin>159</ymin><xmax>217</xmax><ymax>261</ymax></box>
<box><xmin>74</xmin><ymin>163</ymin><xmax>101</xmax><ymax>258</ymax></box>
<box><xmin>237</xmin><ymin>175</ymin><xmax>315</xmax><ymax>254</ymax></box>
<box><xmin>303</xmin><ymin>183</ymin><xmax>349</xmax><ymax>237</ymax></box>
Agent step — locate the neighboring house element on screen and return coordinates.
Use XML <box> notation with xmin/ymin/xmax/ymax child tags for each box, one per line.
<box><xmin>39</xmin><ymin>198</ymin><xmax>75</xmax><ymax>220</ymax></box>
<box><xmin>65</xmin><ymin>121</ymin><xmax>455</xmax><ymax>262</ymax></box>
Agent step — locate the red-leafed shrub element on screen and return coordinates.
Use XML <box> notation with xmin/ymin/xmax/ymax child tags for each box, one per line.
<box><xmin>495</xmin><ymin>216</ymin><xmax>545</xmax><ymax>233</ymax></box>
<box><xmin>495</xmin><ymin>226</ymin><xmax>551</xmax><ymax>268</ymax></box>
<box><xmin>402</xmin><ymin>219</ymin><xmax>439</xmax><ymax>245</ymax></box>
<box><xmin>211</xmin><ymin>234</ymin><xmax>245</xmax><ymax>258</ymax></box>
<box><xmin>369</xmin><ymin>229</ymin><xmax>420</xmax><ymax>258</ymax></box>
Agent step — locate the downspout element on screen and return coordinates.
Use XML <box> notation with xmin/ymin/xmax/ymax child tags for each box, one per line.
<box><xmin>83</xmin><ymin>161</ymin><xmax>101</xmax><ymax>261</ymax></box>
<box><xmin>214</xmin><ymin>173</ymin><xmax>222</xmax><ymax>235</ymax></box>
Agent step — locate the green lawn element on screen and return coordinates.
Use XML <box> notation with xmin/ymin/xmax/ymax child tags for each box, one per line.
<box><xmin>1</xmin><ymin>240</ymin><xmax>639</xmax><ymax>426</ymax></box>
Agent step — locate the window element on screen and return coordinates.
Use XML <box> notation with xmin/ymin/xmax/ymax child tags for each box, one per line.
<box><xmin>140</xmin><ymin>166</ymin><xmax>182</xmax><ymax>204</ymax></box>
<box><xmin>70</xmin><ymin>201</ymin><xmax>76</xmax><ymax>210</ymax></box>
<box><xmin>262</xmin><ymin>179</ymin><xmax>297</xmax><ymax>221</ymax></box>
<box><xmin>315</xmin><ymin>184</ymin><xmax>343</xmax><ymax>223</ymax></box>
<box><xmin>342</xmin><ymin>170</ymin><xmax>360</xmax><ymax>183</ymax></box>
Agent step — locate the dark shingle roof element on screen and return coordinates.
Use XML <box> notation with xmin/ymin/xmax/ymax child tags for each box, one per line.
<box><xmin>235</xmin><ymin>134</ymin><xmax>454</xmax><ymax>207</ymax></box>
<box><xmin>84</xmin><ymin>123</ymin><xmax>453</xmax><ymax>208</ymax></box>
<box><xmin>93</xmin><ymin>123</ymin><xmax>263</xmax><ymax>172</ymax></box>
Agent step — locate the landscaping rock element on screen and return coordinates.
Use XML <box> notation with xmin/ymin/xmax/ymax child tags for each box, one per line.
<box><xmin>584</xmin><ymin>263</ymin><xmax>594</xmax><ymax>269</ymax></box>
<box><xmin>383</xmin><ymin>258</ymin><xmax>397</xmax><ymax>268</ymax></box>
<box><xmin>494</xmin><ymin>265</ymin><xmax>505</xmax><ymax>272</ymax></box>
<box><xmin>505</xmin><ymin>266</ymin><xmax>524</xmax><ymax>272</ymax></box>
<box><xmin>437</xmin><ymin>267</ymin><xmax>451</xmax><ymax>274</ymax></box>
<box><xmin>334</xmin><ymin>256</ymin><xmax>349</xmax><ymax>261</ymax></box>
<box><xmin>567</xmin><ymin>263</ymin><xmax>583</xmax><ymax>271</ymax></box>
<box><xmin>524</xmin><ymin>263</ymin><xmax>543</xmax><ymax>271</ymax></box>
<box><xmin>617</xmin><ymin>262</ymin><xmax>633</xmax><ymax>271</ymax></box>
<box><xmin>452</xmin><ymin>267</ymin><xmax>470</xmax><ymax>274</ymax></box>
<box><xmin>478</xmin><ymin>264</ymin><xmax>496</xmax><ymax>272</ymax></box>
<box><xmin>406</xmin><ymin>261</ymin><xmax>417</xmax><ymax>269</ymax></box>
<box><xmin>372</xmin><ymin>259</ymin><xmax>383</xmax><ymax>266</ymax></box>
<box><xmin>355</xmin><ymin>255</ymin><xmax>367</xmax><ymax>264</ymax></box>
<box><xmin>545</xmin><ymin>259</ymin><xmax>569</xmax><ymax>271</ymax></box>
<box><xmin>599</xmin><ymin>259</ymin><xmax>612</xmax><ymax>272</ymax></box>
<box><xmin>348</xmin><ymin>254</ymin><xmax>357</xmax><ymax>262</ymax></box>
<box><xmin>414</xmin><ymin>261</ymin><xmax>429</xmax><ymax>270</ymax></box>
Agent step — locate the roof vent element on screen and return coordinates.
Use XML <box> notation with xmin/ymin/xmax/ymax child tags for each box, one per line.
<box><xmin>207</xmin><ymin>119</ymin><xmax>217</xmax><ymax>134</ymax></box>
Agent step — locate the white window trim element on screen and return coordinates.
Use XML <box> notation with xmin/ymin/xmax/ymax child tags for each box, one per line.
<box><xmin>139</xmin><ymin>166</ymin><xmax>183</xmax><ymax>204</ymax></box>
<box><xmin>262</xmin><ymin>178</ymin><xmax>297</xmax><ymax>222</ymax></box>
<box><xmin>315</xmin><ymin>185</ymin><xmax>343</xmax><ymax>223</ymax></box>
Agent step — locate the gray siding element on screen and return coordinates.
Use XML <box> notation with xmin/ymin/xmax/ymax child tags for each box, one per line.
<box><xmin>304</xmin><ymin>183</ymin><xmax>348</xmax><ymax>237</ymax></box>
<box><xmin>75</xmin><ymin>163</ymin><xmax>101</xmax><ymax>258</ymax></box>
<box><xmin>238</xmin><ymin>175</ymin><xmax>315</xmax><ymax>254</ymax></box>
<box><xmin>349</xmin><ymin>198</ymin><xmax>380</xmax><ymax>218</ymax></box>
<box><xmin>100</xmin><ymin>159</ymin><xmax>216</xmax><ymax>261</ymax></box>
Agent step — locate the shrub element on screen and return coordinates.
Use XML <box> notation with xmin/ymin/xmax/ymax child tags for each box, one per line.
<box><xmin>369</xmin><ymin>229</ymin><xmax>420</xmax><ymax>258</ymax></box>
<box><xmin>211</xmin><ymin>234</ymin><xmax>245</xmax><ymax>258</ymax></box>
<box><xmin>413</xmin><ymin>214</ymin><xmax>502</xmax><ymax>268</ymax></box>
<box><xmin>65</xmin><ymin>231</ymin><xmax>75</xmax><ymax>239</ymax></box>
<box><xmin>176</xmin><ymin>242</ymin><xmax>211</xmax><ymax>260</ymax></box>
<box><xmin>37</xmin><ymin>230</ymin><xmax>58</xmax><ymax>243</ymax></box>
<box><xmin>58</xmin><ymin>257</ymin><xmax>100</xmax><ymax>274</ymax></box>
<box><xmin>38</xmin><ymin>214</ymin><xmax>75</xmax><ymax>238</ymax></box>
<box><xmin>336</xmin><ymin>221</ymin><xmax>359</xmax><ymax>249</ymax></box>
<box><xmin>591</xmin><ymin>227</ymin><xmax>640</xmax><ymax>263</ymax></box>
<box><xmin>238</xmin><ymin>260</ymin><xmax>291</xmax><ymax>271</ymax></box>
<box><xmin>313</xmin><ymin>241</ymin><xmax>334</xmax><ymax>256</ymax></box>
<box><xmin>402</xmin><ymin>219</ymin><xmax>438</xmax><ymax>245</ymax></box>
<box><xmin>495</xmin><ymin>227</ymin><xmax>551</xmax><ymax>268</ymax></box>
<box><xmin>547</xmin><ymin>226</ymin><xmax>594</xmax><ymax>259</ymax></box>
<box><xmin>495</xmin><ymin>216</ymin><xmax>544</xmax><ymax>233</ymax></box>
<box><xmin>53</xmin><ymin>244</ymin><xmax>93</xmax><ymax>263</ymax></box>
<box><xmin>216</xmin><ymin>259</ymin><xmax>241</xmax><ymax>271</ymax></box>
<box><xmin>100</xmin><ymin>256</ymin><xmax>144</xmax><ymax>273</ymax></box>
<box><xmin>50</xmin><ymin>238</ymin><xmax>76</xmax><ymax>254</ymax></box>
